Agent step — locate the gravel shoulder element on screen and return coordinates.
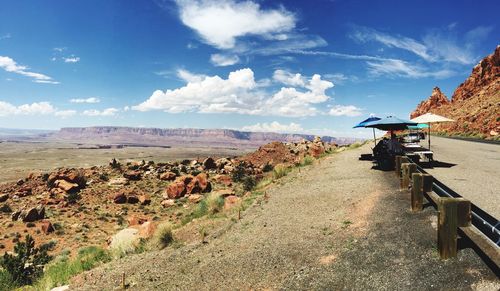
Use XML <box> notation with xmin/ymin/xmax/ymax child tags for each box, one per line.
<box><xmin>72</xmin><ymin>144</ymin><xmax>499</xmax><ymax>290</ymax></box>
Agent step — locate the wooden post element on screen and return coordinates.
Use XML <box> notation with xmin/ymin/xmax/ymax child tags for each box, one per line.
<box><xmin>395</xmin><ymin>156</ymin><xmax>402</xmax><ymax>177</ymax></box>
<box><xmin>411</xmin><ymin>173</ymin><xmax>423</xmax><ymax>211</ymax></box>
<box><xmin>437</xmin><ymin>198</ymin><xmax>458</xmax><ymax>259</ymax></box>
<box><xmin>422</xmin><ymin>174</ymin><xmax>433</xmax><ymax>193</ymax></box>
<box><xmin>456</xmin><ymin>198</ymin><xmax>471</xmax><ymax>227</ymax></box>
<box><xmin>121</xmin><ymin>272</ymin><xmax>126</xmax><ymax>289</ymax></box>
<box><xmin>401</xmin><ymin>163</ymin><xmax>417</xmax><ymax>191</ymax></box>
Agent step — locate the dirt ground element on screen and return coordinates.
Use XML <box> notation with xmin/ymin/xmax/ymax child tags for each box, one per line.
<box><xmin>71</xmin><ymin>144</ymin><xmax>499</xmax><ymax>290</ymax></box>
<box><xmin>0</xmin><ymin>141</ymin><xmax>249</xmax><ymax>184</ymax></box>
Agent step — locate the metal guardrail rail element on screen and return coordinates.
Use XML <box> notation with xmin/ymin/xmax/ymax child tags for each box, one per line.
<box><xmin>407</xmin><ymin>156</ymin><xmax>500</xmax><ymax>247</ymax></box>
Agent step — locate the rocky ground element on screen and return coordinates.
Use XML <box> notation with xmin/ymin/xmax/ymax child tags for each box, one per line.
<box><xmin>70</xmin><ymin>143</ymin><xmax>498</xmax><ymax>290</ymax></box>
<box><xmin>0</xmin><ymin>137</ymin><xmax>336</xmax><ymax>257</ymax></box>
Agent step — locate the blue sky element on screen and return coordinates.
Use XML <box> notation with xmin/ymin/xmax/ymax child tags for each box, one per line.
<box><xmin>0</xmin><ymin>0</ymin><xmax>498</xmax><ymax>138</ymax></box>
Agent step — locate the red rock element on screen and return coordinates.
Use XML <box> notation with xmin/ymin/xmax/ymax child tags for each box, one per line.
<box><xmin>410</xmin><ymin>87</ymin><xmax>450</xmax><ymax>119</ymax></box>
<box><xmin>161</xmin><ymin>199</ymin><xmax>176</xmax><ymax>208</ymax></box>
<box><xmin>54</xmin><ymin>179</ymin><xmax>79</xmax><ymax>192</ymax></box>
<box><xmin>19</xmin><ymin>205</ymin><xmax>45</xmax><ymax>222</ymax></box>
<box><xmin>127</xmin><ymin>215</ymin><xmax>148</xmax><ymax>226</ymax></box>
<box><xmin>188</xmin><ymin>194</ymin><xmax>203</xmax><ymax>203</ymax></box>
<box><xmin>123</xmin><ymin>170</ymin><xmax>141</xmax><ymax>181</ymax></box>
<box><xmin>40</xmin><ymin>220</ymin><xmax>54</xmax><ymax>234</ymax></box>
<box><xmin>113</xmin><ymin>193</ymin><xmax>127</xmax><ymax>204</ymax></box>
<box><xmin>224</xmin><ymin>195</ymin><xmax>241</xmax><ymax>210</ymax></box>
<box><xmin>138</xmin><ymin>195</ymin><xmax>151</xmax><ymax>205</ymax></box>
<box><xmin>159</xmin><ymin>171</ymin><xmax>177</xmax><ymax>181</ymax></box>
<box><xmin>136</xmin><ymin>221</ymin><xmax>156</xmax><ymax>239</ymax></box>
<box><xmin>186</xmin><ymin>173</ymin><xmax>212</xmax><ymax>194</ymax></box>
<box><xmin>214</xmin><ymin>175</ymin><xmax>232</xmax><ymax>186</ymax></box>
<box><xmin>166</xmin><ymin>181</ymin><xmax>186</xmax><ymax>199</ymax></box>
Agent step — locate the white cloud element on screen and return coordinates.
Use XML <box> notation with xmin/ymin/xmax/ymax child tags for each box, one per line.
<box><xmin>176</xmin><ymin>69</ymin><xmax>206</xmax><ymax>83</ymax></box>
<box><xmin>273</xmin><ymin>69</ymin><xmax>306</xmax><ymax>87</ymax></box>
<box><xmin>210</xmin><ymin>54</ymin><xmax>240</xmax><ymax>66</ymax></box>
<box><xmin>366</xmin><ymin>59</ymin><xmax>454</xmax><ymax>79</ymax></box>
<box><xmin>0</xmin><ymin>101</ymin><xmax>73</xmax><ymax>117</ymax></box>
<box><xmin>242</xmin><ymin>121</ymin><xmax>303</xmax><ymax>133</ymax></box>
<box><xmin>53</xmin><ymin>47</ymin><xmax>66</xmax><ymax>52</ymax></box>
<box><xmin>176</xmin><ymin>0</ymin><xmax>295</xmax><ymax>49</ymax></box>
<box><xmin>133</xmin><ymin>68</ymin><xmax>334</xmax><ymax>117</ymax></box>
<box><xmin>54</xmin><ymin>110</ymin><xmax>77</xmax><ymax>118</ymax></box>
<box><xmin>328</xmin><ymin>105</ymin><xmax>363</xmax><ymax>117</ymax></box>
<box><xmin>82</xmin><ymin>108</ymin><xmax>119</xmax><ymax>117</ymax></box>
<box><xmin>0</xmin><ymin>56</ymin><xmax>58</xmax><ymax>84</ymax></box>
<box><xmin>63</xmin><ymin>56</ymin><xmax>80</xmax><ymax>63</ymax></box>
<box><xmin>70</xmin><ymin>97</ymin><xmax>101</xmax><ymax>103</ymax></box>
<box><xmin>0</xmin><ymin>33</ymin><xmax>11</xmax><ymax>40</ymax></box>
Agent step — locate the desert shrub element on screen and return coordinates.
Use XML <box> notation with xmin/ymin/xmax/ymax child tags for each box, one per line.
<box><xmin>66</xmin><ymin>191</ymin><xmax>80</xmax><ymax>204</ymax></box>
<box><xmin>0</xmin><ymin>269</ymin><xmax>16</xmax><ymax>291</ymax></box>
<box><xmin>34</xmin><ymin>246</ymin><xmax>111</xmax><ymax>290</ymax></box>
<box><xmin>348</xmin><ymin>142</ymin><xmax>362</xmax><ymax>150</ymax></box>
<box><xmin>299</xmin><ymin>156</ymin><xmax>314</xmax><ymax>167</ymax></box>
<box><xmin>273</xmin><ymin>166</ymin><xmax>289</xmax><ymax>179</ymax></box>
<box><xmin>262</xmin><ymin>163</ymin><xmax>274</xmax><ymax>172</ymax></box>
<box><xmin>151</xmin><ymin>222</ymin><xmax>174</xmax><ymax>250</ymax></box>
<box><xmin>242</xmin><ymin>176</ymin><xmax>256</xmax><ymax>191</ymax></box>
<box><xmin>0</xmin><ymin>235</ymin><xmax>52</xmax><ymax>286</ymax></box>
<box><xmin>231</xmin><ymin>163</ymin><xmax>247</xmax><ymax>182</ymax></box>
<box><xmin>206</xmin><ymin>193</ymin><xmax>225</xmax><ymax>215</ymax></box>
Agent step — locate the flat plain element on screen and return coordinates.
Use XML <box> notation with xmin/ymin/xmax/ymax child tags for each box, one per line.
<box><xmin>0</xmin><ymin>141</ymin><xmax>249</xmax><ymax>184</ymax></box>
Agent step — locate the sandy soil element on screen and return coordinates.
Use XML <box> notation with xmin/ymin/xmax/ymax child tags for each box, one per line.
<box><xmin>71</xmin><ymin>144</ymin><xmax>499</xmax><ymax>290</ymax></box>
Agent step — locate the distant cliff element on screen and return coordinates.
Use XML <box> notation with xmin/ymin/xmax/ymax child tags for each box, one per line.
<box><xmin>49</xmin><ymin>127</ymin><xmax>359</xmax><ymax>148</ymax></box>
<box><xmin>410</xmin><ymin>45</ymin><xmax>500</xmax><ymax>139</ymax></box>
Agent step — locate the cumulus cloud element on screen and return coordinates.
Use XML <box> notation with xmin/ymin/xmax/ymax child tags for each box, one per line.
<box><xmin>133</xmin><ymin>68</ymin><xmax>334</xmax><ymax>117</ymax></box>
<box><xmin>82</xmin><ymin>108</ymin><xmax>119</xmax><ymax>117</ymax></box>
<box><xmin>328</xmin><ymin>105</ymin><xmax>363</xmax><ymax>117</ymax></box>
<box><xmin>176</xmin><ymin>69</ymin><xmax>206</xmax><ymax>83</ymax></box>
<box><xmin>210</xmin><ymin>54</ymin><xmax>240</xmax><ymax>66</ymax></box>
<box><xmin>241</xmin><ymin>121</ymin><xmax>303</xmax><ymax>133</ymax></box>
<box><xmin>70</xmin><ymin>97</ymin><xmax>101</xmax><ymax>103</ymax></box>
<box><xmin>176</xmin><ymin>0</ymin><xmax>296</xmax><ymax>49</ymax></box>
<box><xmin>0</xmin><ymin>56</ymin><xmax>58</xmax><ymax>84</ymax></box>
<box><xmin>0</xmin><ymin>101</ymin><xmax>73</xmax><ymax>117</ymax></box>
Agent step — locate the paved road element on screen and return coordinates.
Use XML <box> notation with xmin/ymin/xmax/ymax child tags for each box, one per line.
<box><xmin>72</xmin><ymin>144</ymin><xmax>498</xmax><ymax>290</ymax></box>
<box><xmin>420</xmin><ymin>136</ymin><xmax>500</xmax><ymax>218</ymax></box>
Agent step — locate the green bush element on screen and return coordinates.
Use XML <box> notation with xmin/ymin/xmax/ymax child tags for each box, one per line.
<box><xmin>151</xmin><ymin>222</ymin><xmax>174</xmax><ymax>250</ymax></box>
<box><xmin>0</xmin><ymin>269</ymin><xmax>16</xmax><ymax>291</ymax></box>
<box><xmin>242</xmin><ymin>176</ymin><xmax>256</xmax><ymax>191</ymax></box>
<box><xmin>34</xmin><ymin>246</ymin><xmax>111</xmax><ymax>290</ymax></box>
<box><xmin>299</xmin><ymin>156</ymin><xmax>314</xmax><ymax>167</ymax></box>
<box><xmin>206</xmin><ymin>193</ymin><xmax>225</xmax><ymax>215</ymax></box>
<box><xmin>0</xmin><ymin>235</ymin><xmax>52</xmax><ymax>286</ymax></box>
<box><xmin>231</xmin><ymin>163</ymin><xmax>246</xmax><ymax>182</ymax></box>
<box><xmin>262</xmin><ymin>164</ymin><xmax>274</xmax><ymax>172</ymax></box>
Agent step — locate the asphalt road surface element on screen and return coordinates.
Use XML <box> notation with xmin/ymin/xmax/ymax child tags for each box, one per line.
<box><xmin>420</xmin><ymin>136</ymin><xmax>500</xmax><ymax>218</ymax></box>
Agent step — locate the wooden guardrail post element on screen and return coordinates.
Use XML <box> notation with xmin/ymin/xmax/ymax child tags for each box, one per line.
<box><xmin>422</xmin><ymin>174</ymin><xmax>433</xmax><ymax>193</ymax></box>
<box><xmin>395</xmin><ymin>155</ymin><xmax>402</xmax><ymax>177</ymax></box>
<box><xmin>437</xmin><ymin>197</ymin><xmax>458</xmax><ymax>259</ymax></box>
<box><xmin>400</xmin><ymin>163</ymin><xmax>417</xmax><ymax>191</ymax></box>
<box><xmin>437</xmin><ymin>197</ymin><xmax>472</xmax><ymax>259</ymax></box>
<box><xmin>411</xmin><ymin>173</ymin><xmax>423</xmax><ymax>211</ymax></box>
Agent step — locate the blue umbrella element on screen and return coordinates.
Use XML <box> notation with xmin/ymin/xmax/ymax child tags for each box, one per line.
<box><xmin>353</xmin><ymin>116</ymin><xmax>381</xmax><ymax>146</ymax></box>
<box><xmin>407</xmin><ymin>123</ymin><xmax>429</xmax><ymax>130</ymax></box>
<box><xmin>364</xmin><ymin>116</ymin><xmax>417</xmax><ymax>131</ymax></box>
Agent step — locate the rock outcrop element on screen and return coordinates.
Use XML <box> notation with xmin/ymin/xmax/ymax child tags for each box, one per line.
<box><xmin>410</xmin><ymin>46</ymin><xmax>500</xmax><ymax>138</ymax></box>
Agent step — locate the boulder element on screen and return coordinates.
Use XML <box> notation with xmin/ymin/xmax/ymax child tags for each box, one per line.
<box><xmin>0</xmin><ymin>203</ymin><xmax>12</xmax><ymax>213</ymax></box>
<box><xmin>127</xmin><ymin>215</ymin><xmax>148</xmax><ymax>226</ymax></box>
<box><xmin>215</xmin><ymin>158</ymin><xmax>231</xmax><ymax>170</ymax></box>
<box><xmin>202</xmin><ymin>157</ymin><xmax>217</xmax><ymax>170</ymax></box>
<box><xmin>127</xmin><ymin>195</ymin><xmax>139</xmax><ymax>204</ymax></box>
<box><xmin>186</xmin><ymin>173</ymin><xmax>212</xmax><ymax>194</ymax></box>
<box><xmin>113</xmin><ymin>193</ymin><xmax>127</xmax><ymax>204</ymax></box>
<box><xmin>108</xmin><ymin>177</ymin><xmax>129</xmax><ymax>187</ymax></box>
<box><xmin>40</xmin><ymin>220</ymin><xmax>54</xmax><ymax>234</ymax></box>
<box><xmin>188</xmin><ymin>194</ymin><xmax>203</xmax><ymax>203</ymax></box>
<box><xmin>159</xmin><ymin>172</ymin><xmax>177</xmax><ymax>181</ymax></box>
<box><xmin>213</xmin><ymin>174</ymin><xmax>232</xmax><ymax>186</ymax></box>
<box><xmin>16</xmin><ymin>205</ymin><xmax>45</xmax><ymax>222</ymax></box>
<box><xmin>161</xmin><ymin>199</ymin><xmax>176</xmax><ymax>208</ymax></box>
<box><xmin>212</xmin><ymin>189</ymin><xmax>235</xmax><ymax>198</ymax></box>
<box><xmin>0</xmin><ymin>194</ymin><xmax>8</xmax><ymax>203</ymax></box>
<box><xmin>224</xmin><ymin>195</ymin><xmax>241</xmax><ymax>210</ymax></box>
<box><xmin>123</xmin><ymin>170</ymin><xmax>141</xmax><ymax>181</ymax></box>
<box><xmin>166</xmin><ymin>181</ymin><xmax>187</xmax><ymax>199</ymax></box>
<box><xmin>138</xmin><ymin>195</ymin><xmax>151</xmax><ymax>205</ymax></box>
<box><xmin>54</xmin><ymin>179</ymin><xmax>79</xmax><ymax>192</ymax></box>
<box><xmin>136</xmin><ymin>221</ymin><xmax>156</xmax><ymax>239</ymax></box>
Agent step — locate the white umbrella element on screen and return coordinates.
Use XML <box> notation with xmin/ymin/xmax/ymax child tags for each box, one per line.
<box><xmin>410</xmin><ymin>113</ymin><xmax>454</xmax><ymax>150</ymax></box>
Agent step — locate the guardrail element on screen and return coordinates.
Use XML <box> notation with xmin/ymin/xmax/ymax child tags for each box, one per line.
<box><xmin>395</xmin><ymin>155</ymin><xmax>500</xmax><ymax>276</ymax></box>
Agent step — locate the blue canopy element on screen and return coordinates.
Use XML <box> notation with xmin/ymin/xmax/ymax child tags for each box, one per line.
<box><xmin>353</xmin><ymin>116</ymin><xmax>381</xmax><ymax>128</ymax></box>
<box><xmin>407</xmin><ymin>123</ymin><xmax>429</xmax><ymax>130</ymax></box>
<box><xmin>364</xmin><ymin>116</ymin><xmax>417</xmax><ymax>131</ymax></box>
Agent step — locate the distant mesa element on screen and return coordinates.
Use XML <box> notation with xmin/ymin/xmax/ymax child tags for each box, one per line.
<box><xmin>410</xmin><ymin>45</ymin><xmax>500</xmax><ymax>139</ymax></box>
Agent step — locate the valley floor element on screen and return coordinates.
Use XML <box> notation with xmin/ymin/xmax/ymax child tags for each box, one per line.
<box><xmin>72</xmin><ymin>144</ymin><xmax>499</xmax><ymax>290</ymax></box>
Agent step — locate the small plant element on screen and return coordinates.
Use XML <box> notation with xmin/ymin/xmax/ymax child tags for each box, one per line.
<box><xmin>66</xmin><ymin>191</ymin><xmax>80</xmax><ymax>204</ymax></box>
<box><xmin>199</xmin><ymin>226</ymin><xmax>208</xmax><ymax>243</ymax></box>
<box><xmin>231</xmin><ymin>163</ymin><xmax>247</xmax><ymax>182</ymax></box>
<box><xmin>341</xmin><ymin>220</ymin><xmax>352</xmax><ymax>229</ymax></box>
<box><xmin>242</xmin><ymin>176</ymin><xmax>256</xmax><ymax>191</ymax></box>
<box><xmin>273</xmin><ymin>165</ymin><xmax>289</xmax><ymax>179</ymax></box>
<box><xmin>206</xmin><ymin>193</ymin><xmax>225</xmax><ymax>215</ymax></box>
<box><xmin>151</xmin><ymin>222</ymin><xmax>174</xmax><ymax>250</ymax></box>
<box><xmin>262</xmin><ymin>163</ymin><xmax>274</xmax><ymax>172</ymax></box>
<box><xmin>1</xmin><ymin>235</ymin><xmax>52</xmax><ymax>286</ymax></box>
<box><xmin>300</xmin><ymin>156</ymin><xmax>314</xmax><ymax>167</ymax></box>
